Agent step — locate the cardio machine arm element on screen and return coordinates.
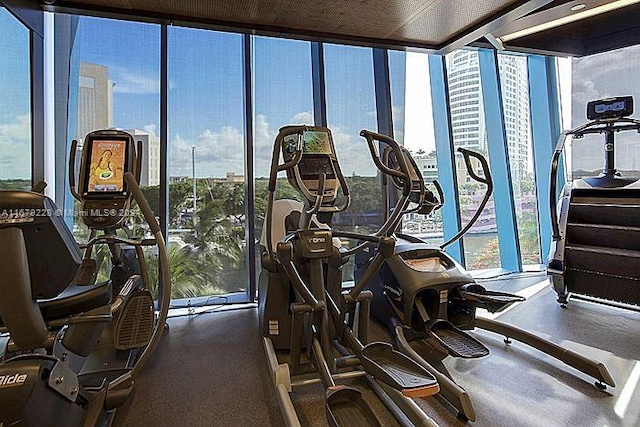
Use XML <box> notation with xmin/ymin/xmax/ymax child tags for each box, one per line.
<box><xmin>276</xmin><ymin>239</ymin><xmax>325</xmax><ymax>311</ymax></box>
<box><xmin>423</xmin><ymin>179</ymin><xmax>445</xmax><ymax>213</ymax></box>
<box><xmin>359</xmin><ymin>130</ymin><xmax>413</xmax><ymax>237</ymax></box>
<box><xmin>264</xmin><ymin>126</ymin><xmax>306</xmax><ymax>263</ymax></box>
<box><xmin>69</xmin><ymin>139</ymin><xmax>82</xmax><ymax>201</ymax></box>
<box><xmin>122</xmin><ymin>172</ymin><xmax>171</xmax><ymax>377</ymax></box>
<box><xmin>441</xmin><ymin>148</ymin><xmax>493</xmax><ymax>249</ymax></box>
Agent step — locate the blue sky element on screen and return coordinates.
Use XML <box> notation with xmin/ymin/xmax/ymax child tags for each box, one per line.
<box><xmin>6</xmin><ymin>10</ymin><xmax>635</xmax><ymax>183</ymax></box>
<box><xmin>0</xmin><ymin>8</ymin><xmax>31</xmax><ymax>180</ymax></box>
<box><xmin>0</xmin><ymin>10</ymin><xmax>405</xmax><ymax>181</ymax></box>
<box><xmin>71</xmin><ymin>17</ymin><xmax>392</xmax><ymax>178</ymax></box>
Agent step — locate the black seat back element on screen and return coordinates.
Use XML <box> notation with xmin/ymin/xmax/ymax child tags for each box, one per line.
<box><xmin>0</xmin><ymin>191</ymin><xmax>82</xmax><ymax>349</ymax></box>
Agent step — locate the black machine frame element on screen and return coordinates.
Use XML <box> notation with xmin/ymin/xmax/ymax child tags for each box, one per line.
<box><xmin>548</xmin><ymin>96</ymin><xmax>640</xmax><ymax>308</ymax></box>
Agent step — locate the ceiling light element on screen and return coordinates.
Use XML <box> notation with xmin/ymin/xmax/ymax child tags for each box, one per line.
<box><xmin>570</xmin><ymin>3</ymin><xmax>587</xmax><ymax>11</ymax></box>
<box><xmin>498</xmin><ymin>0</ymin><xmax>640</xmax><ymax>42</ymax></box>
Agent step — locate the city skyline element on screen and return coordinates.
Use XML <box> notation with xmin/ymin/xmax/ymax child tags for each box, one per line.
<box><xmin>3</xmin><ymin>10</ymin><xmax>640</xmax><ymax>183</ymax></box>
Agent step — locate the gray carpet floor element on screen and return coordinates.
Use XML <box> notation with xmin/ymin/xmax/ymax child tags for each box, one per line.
<box><xmin>115</xmin><ymin>274</ymin><xmax>640</xmax><ymax>426</ymax></box>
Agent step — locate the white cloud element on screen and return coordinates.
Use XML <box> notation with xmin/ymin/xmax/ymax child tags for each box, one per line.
<box><xmin>110</xmin><ymin>66</ymin><xmax>159</xmax><ymax>94</ymax></box>
<box><xmin>0</xmin><ymin>114</ymin><xmax>31</xmax><ymax>179</ymax></box>
<box><xmin>166</xmin><ymin>112</ymin><xmax>380</xmax><ymax>179</ymax></box>
<box><xmin>170</xmin><ymin>126</ymin><xmax>245</xmax><ymax>177</ymax></box>
<box><xmin>143</xmin><ymin>124</ymin><xmax>157</xmax><ymax>136</ymax></box>
<box><xmin>291</xmin><ymin>111</ymin><xmax>313</xmax><ymax>125</ymax></box>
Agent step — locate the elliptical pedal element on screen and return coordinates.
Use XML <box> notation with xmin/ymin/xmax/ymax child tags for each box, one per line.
<box><xmin>455</xmin><ymin>283</ymin><xmax>525</xmax><ymax>313</ymax></box>
<box><xmin>360</xmin><ymin>342</ymin><xmax>439</xmax><ymax>397</ymax></box>
<box><xmin>427</xmin><ymin>320</ymin><xmax>489</xmax><ymax>358</ymax></box>
<box><xmin>326</xmin><ymin>386</ymin><xmax>382</xmax><ymax>427</ymax></box>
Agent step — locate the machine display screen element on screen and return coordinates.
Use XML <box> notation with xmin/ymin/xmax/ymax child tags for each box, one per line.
<box><xmin>303</xmin><ymin>130</ymin><xmax>333</xmax><ymax>155</ymax></box>
<box><xmin>299</xmin><ymin>156</ymin><xmax>336</xmax><ymax>180</ymax></box>
<box><xmin>587</xmin><ymin>96</ymin><xmax>633</xmax><ymax>120</ymax></box>
<box><xmin>402</xmin><ymin>256</ymin><xmax>448</xmax><ymax>272</ymax></box>
<box><xmin>86</xmin><ymin>139</ymin><xmax>127</xmax><ymax>193</ymax></box>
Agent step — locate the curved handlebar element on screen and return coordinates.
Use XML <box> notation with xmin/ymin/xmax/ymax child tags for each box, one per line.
<box><xmin>69</xmin><ymin>139</ymin><xmax>82</xmax><ymax>201</ymax></box>
<box><xmin>441</xmin><ymin>148</ymin><xmax>493</xmax><ymax>249</ymax></box>
<box><xmin>276</xmin><ymin>125</ymin><xmax>307</xmax><ymax>173</ymax></box>
<box><xmin>359</xmin><ymin>130</ymin><xmax>412</xmax><ymax>196</ymax></box>
<box><xmin>122</xmin><ymin>172</ymin><xmax>170</xmax><ymax>377</ymax></box>
<box><xmin>549</xmin><ymin>131</ymin><xmax>570</xmax><ymax>240</ymax></box>
<box><xmin>457</xmin><ymin>147</ymin><xmax>492</xmax><ymax>186</ymax></box>
<box><xmin>430</xmin><ymin>180</ymin><xmax>445</xmax><ymax>211</ymax></box>
<box><xmin>276</xmin><ymin>240</ymin><xmax>325</xmax><ymax>311</ymax></box>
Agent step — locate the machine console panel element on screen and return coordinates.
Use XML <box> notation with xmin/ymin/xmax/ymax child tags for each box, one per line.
<box><xmin>587</xmin><ymin>96</ymin><xmax>633</xmax><ymax>120</ymax></box>
<box><xmin>78</xmin><ymin>130</ymin><xmax>137</xmax><ymax>229</ymax></box>
<box><xmin>285</xmin><ymin>127</ymin><xmax>342</xmax><ymax>206</ymax></box>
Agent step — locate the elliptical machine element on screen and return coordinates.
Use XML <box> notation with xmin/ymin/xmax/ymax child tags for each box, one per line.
<box><xmin>0</xmin><ymin>129</ymin><xmax>171</xmax><ymax>426</ymax></box>
<box><xmin>548</xmin><ymin>96</ymin><xmax>640</xmax><ymax>308</ymax></box>
<box><xmin>355</xmin><ymin>131</ymin><xmax>616</xmax><ymax>421</ymax></box>
<box><xmin>259</xmin><ymin>126</ymin><xmax>441</xmax><ymax>427</ymax></box>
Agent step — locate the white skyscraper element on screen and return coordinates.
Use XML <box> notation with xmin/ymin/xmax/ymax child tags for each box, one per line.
<box><xmin>126</xmin><ymin>129</ymin><xmax>161</xmax><ymax>187</ymax></box>
<box><xmin>446</xmin><ymin>51</ymin><xmax>486</xmax><ymax>151</ymax></box>
<box><xmin>446</xmin><ymin>50</ymin><xmax>531</xmax><ymax>182</ymax></box>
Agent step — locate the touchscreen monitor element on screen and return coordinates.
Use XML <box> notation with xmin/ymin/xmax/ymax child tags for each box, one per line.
<box><xmin>86</xmin><ymin>139</ymin><xmax>127</xmax><ymax>193</ymax></box>
<box><xmin>303</xmin><ymin>130</ymin><xmax>333</xmax><ymax>155</ymax></box>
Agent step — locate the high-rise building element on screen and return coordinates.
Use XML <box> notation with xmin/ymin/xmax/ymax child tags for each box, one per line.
<box><xmin>498</xmin><ymin>55</ymin><xmax>530</xmax><ymax>183</ymax></box>
<box><xmin>446</xmin><ymin>51</ymin><xmax>486</xmax><ymax>151</ymax></box>
<box><xmin>445</xmin><ymin>50</ymin><xmax>531</xmax><ymax>183</ymax></box>
<box><xmin>77</xmin><ymin>61</ymin><xmax>113</xmax><ymax>139</ymax></box>
<box><xmin>126</xmin><ymin>129</ymin><xmax>161</xmax><ymax>187</ymax></box>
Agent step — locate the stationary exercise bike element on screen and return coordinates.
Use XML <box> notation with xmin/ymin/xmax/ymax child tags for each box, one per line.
<box><xmin>355</xmin><ymin>131</ymin><xmax>616</xmax><ymax>421</ymax></box>
<box><xmin>0</xmin><ymin>129</ymin><xmax>171</xmax><ymax>426</ymax></box>
<box><xmin>548</xmin><ymin>96</ymin><xmax>640</xmax><ymax>308</ymax></box>
<box><xmin>259</xmin><ymin>126</ymin><xmax>442</xmax><ymax>427</ymax></box>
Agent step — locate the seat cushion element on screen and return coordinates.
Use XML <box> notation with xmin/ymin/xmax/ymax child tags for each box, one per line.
<box><xmin>37</xmin><ymin>281</ymin><xmax>113</xmax><ymax>321</ymax></box>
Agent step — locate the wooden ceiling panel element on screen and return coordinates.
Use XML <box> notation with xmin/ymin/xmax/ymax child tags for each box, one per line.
<box><xmin>45</xmin><ymin>0</ymin><xmax>534</xmax><ymax>49</ymax></box>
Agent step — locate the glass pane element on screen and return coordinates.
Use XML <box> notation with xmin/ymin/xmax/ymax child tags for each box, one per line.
<box><xmin>67</xmin><ymin>17</ymin><xmax>160</xmax><ymax>283</ymax></box>
<box><xmin>388</xmin><ymin>50</ymin><xmax>406</xmax><ymax>145</ymax></box>
<box><xmin>168</xmin><ymin>27</ymin><xmax>247</xmax><ymax>302</ymax></box>
<box><xmin>324</xmin><ymin>44</ymin><xmax>382</xmax><ymax>281</ymax></box>
<box><xmin>498</xmin><ymin>53</ymin><xmax>540</xmax><ymax>265</ymax></box>
<box><xmin>396</xmin><ymin>52</ymin><xmax>444</xmax><ymax>244</ymax></box>
<box><xmin>253</xmin><ymin>36</ymin><xmax>313</xmax><ymax>286</ymax></box>
<box><xmin>445</xmin><ymin>49</ymin><xmax>501</xmax><ymax>270</ymax></box>
<box><xmin>0</xmin><ymin>8</ymin><xmax>31</xmax><ymax>190</ymax></box>
<box><xmin>570</xmin><ymin>45</ymin><xmax>640</xmax><ymax>179</ymax></box>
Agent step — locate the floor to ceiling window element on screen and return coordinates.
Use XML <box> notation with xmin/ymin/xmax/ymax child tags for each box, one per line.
<box><xmin>168</xmin><ymin>27</ymin><xmax>248</xmax><ymax>303</ymax></box>
<box><xmin>0</xmin><ymin>7</ymin><xmax>32</xmax><ymax>190</ymax></box>
<box><xmin>498</xmin><ymin>53</ymin><xmax>541</xmax><ymax>265</ymax></box>
<box><xmin>252</xmin><ymin>36</ymin><xmax>314</xmax><ymax>284</ymax></box>
<box><xmin>394</xmin><ymin>51</ymin><xmax>445</xmax><ymax>245</ymax></box>
<box><xmin>324</xmin><ymin>44</ymin><xmax>382</xmax><ymax>281</ymax></box>
<box><xmin>64</xmin><ymin>16</ymin><xmax>160</xmax><ymax>283</ymax></box>
<box><xmin>445</xmin><ymin>49</ymin><xmax>501</xmax><ymax>270</ymax></box>
<box><xmin>569</xmin><ymin>45</ymin><xmax>640</xmax><ymax>180</ymax></box>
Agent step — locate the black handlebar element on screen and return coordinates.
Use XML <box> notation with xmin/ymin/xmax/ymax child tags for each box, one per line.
<box><xmin>430</xmin><ymin>180</ymin><xmax>444</xmax><ymax>210</ymax></box>
<box><xmin>359</xmin><ymin>130</ymin><xmax>412</xmax><ymax>197</ymax></box>
<box><xmin>457</xmin><ymin>148</ymin><xmax>492</xmax><ymax>187</ymax></box>
<box><xmin>441</xmin><ymin>147</ymin><xmax>494</xmax><ymax>249</ymax></box>
<box><xmin>69</xmin><ymin>139</ymin><xmax>82</xmax><ymax>201</ymax></box>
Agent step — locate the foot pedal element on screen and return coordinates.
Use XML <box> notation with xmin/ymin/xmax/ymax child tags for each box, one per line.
<box><xmin>326</xmin><ymin>386</ymin><xmax>381</xmax><ymax>427</ymax></box>
<box><xmin>361</xmin><ymin>342</ymin><xmax>439</xmax><ymax>397</ymax></box>
<box><xmin>456</xmin><ymin>284</ymin><xmax>525</xmax><ymax>313</ymax></box>
<box><xmin>427</xmin><ymin>320</ymin><xmax>488</xmax><ymax>358</ymax></box>
<box><xmin>72</xmin><ymin>259</ymin><xmax>97</xmax><ymax>286</ymax></box>
<box><xmin>114</xmin><ymin>290</ymin><xmax>155</xmax><ymax>350</ymax></box>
